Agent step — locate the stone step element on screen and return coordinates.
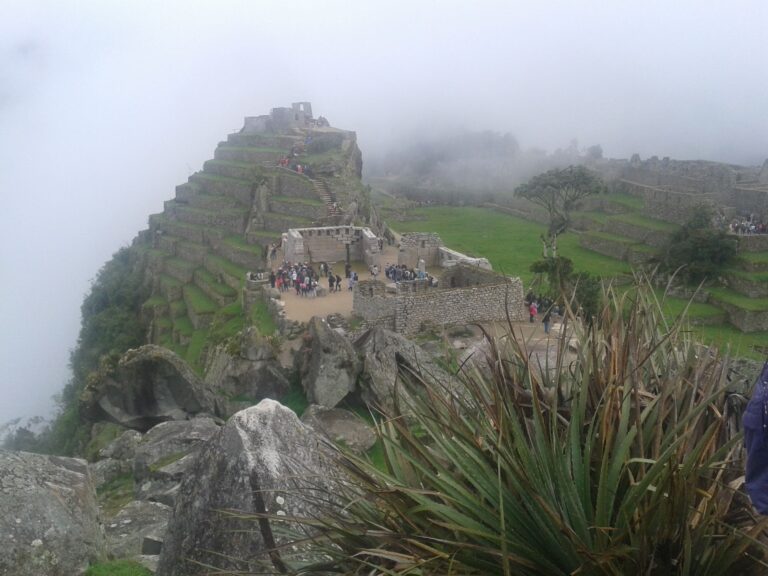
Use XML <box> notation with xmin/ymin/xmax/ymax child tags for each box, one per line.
<box><xmin>182</xmin><ymin>285</ymin><xmax>217</xmax><ymax>330</ymax></box>
<box><xmin>225</xmin><ymin>133</ymin><xmax>298</xmax><ymax>149</ymax></box>
<box><xmin>211</xmin><ymin>236</ymin><xmax>264</xmax><ymax>271</ymax></box>
<box><xmin>164</xmin><ymin>257</ymin><xmax>197</xmax><ymax>284</ymax></box>
<box><xmin>184</xmin><ymin>193</ymin><xmax>242</xmax><ymax>211</ymax></box>
<box><xmin>203</xmin><ymin>159</ymin><xmax>263</xmax><ymax>181</ymax></box>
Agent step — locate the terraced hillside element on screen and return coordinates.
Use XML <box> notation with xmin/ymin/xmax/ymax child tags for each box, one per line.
<box><xmin>133</xmin><ymin>119</ymin><xmax>368</xmax><ymax>372</ymax></box>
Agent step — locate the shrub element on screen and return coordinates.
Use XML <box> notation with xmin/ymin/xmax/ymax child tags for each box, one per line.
<box><xmin>270</xmin><ymin>274</ymin><xmax>768</xmax><ymax>574</ymax></box>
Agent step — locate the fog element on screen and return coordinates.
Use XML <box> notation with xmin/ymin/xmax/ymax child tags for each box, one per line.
<box><xmin>1</xmin><ymin>0</ymin><xmax>767</xmax><ymax>426</ymax></box>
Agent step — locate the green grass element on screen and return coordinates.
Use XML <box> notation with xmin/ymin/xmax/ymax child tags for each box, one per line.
<box><xmin>247</xmin><ymin>229</ymin><xmax>282</xmax><ymax>240</ymax></box>
<box><xmin>206</xmin><ymin>255</ymin><xmax>247</xmax><ymax>283</ymax></box>
<box><xmin>657</xmin><ymin>294</ymin><xmax>724</xmax><ymax>320</ymax></box>
<box><xmin>584</xmin><ymin>230</ymin><xmax>637</xmax><ymax>246</ymax></box>
<box><xmin>196</xmin><ymin>268</ymin><xmax>238</xmax><ymax>297</ymax></box>
<box><xmin>603</xmin><ymin>191</ymin><xmax>644</xmax><ymax>210</ymax></box>
<box><xmin>170</xmin><ymin>299</ymin><xmax>187</xmax><ymax>317</ymax></box>
<box><xmin>159</xmin><ymin>274</ymin><xmax>183</xmax><ymax>289</ymax></box>
<box><xmin>390</xmin><ymin>206</ymin><xmax>631</xmax><ymax>284</ymax></box>
<box><xmin>165</xmin><ymin>256</ymin><xmax>196</xmax><ymax>272</ymax></box>
<box><xmin>205</xmin><ymin>158</ymin><xmax>263</xmax><ymax>171</ymax></box>
<box><xmin>173</xmin><ymin>315</ymin><xmax>194</xmax><ymax>336</ymax></box>
<box><xmin>192</xmin><ymin>170</ymin><xmax>252</xmax><ymax>185</ymax></box>
<box><xmin>155</xmin><ymin>316</ymin><xmax>172</xmax><ymax>329</ymax></box>
<box><xmin>611</xmin><ymin>212</ymin><xmax>678</xmax><ymax>232</ymax></box>
<box><xmin>281</xmin><ymin>379</ymin><xmax>309</xmax><ymax>417</ymax></box>
<box><xmin>85</xmin><ymin>560</ymin><xmax>152</xmax><ymax>576</ymax></box>
<box><xmin>725</xmin><ymin>267</ymin><xmax>768</xmax><ymax>283</ymax></box>
<box><xmin>691</xmin><ymin>324</ymin><xmax>768</xmax><ymax>360</ymax></box>
<box><xmin>216</xmin><ymin>145</ymin><xmax>284</xmax><ymax>155</ymax></box>
<box><xmin>83</xmin><ymin>422</ymin><xmax>124</xmax><ymax>462</ymax></box>
<box><xmin>741</xmin><ymin>251</ymin><xmax>768</xmax><ymax>265</ymax></box>
<box><xmin>708</xmin><ymin>287</ymin><xmax>768</xmax><ymax>311</ymax></box>
<box><xmin>184</xmin><ymin>285</ymin><xmax>218</xmax><ymax>314</ymax></box>
<box><xmin>97</xmin><ymin>474</ymin><xmax>134</xmax><ymax>517</ymax></box>
<box><xmin>251</xmin><ymin>299</ymin><xmax>277</xmax><ymax>336</ymax></box>
<box><xmin>223</xmin><ymin>235</ymin><xmax>264</xmax><ymax>255</ymax></box>
<box><xmin>177</xmin><ymin>204</ymin><xmax>249</xmax><ymax>218</ymax></box>
<box><xmin>185</xmin><ymin>330</ymin><xmax>208</xmax><ymax>371</ymax></box>
<box><xmin>210</xmin><ymin>302</ymin><xmax>246</xmax><ymax>343</ymax></box>
<box><xmin>142</xmin><ymin>295</ymin><xmax>166</xmax><ymax>307</ymax></box>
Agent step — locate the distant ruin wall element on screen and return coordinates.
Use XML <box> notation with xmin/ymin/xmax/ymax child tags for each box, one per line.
<box><xmin>284</xmin><ymin>226</ymin><xmax>380</xmax><ymax>265</ymax></box>
<box><xmin>737</xmin><ymin>235</ymin><xmax>768</xmax><ymax>252</ymax></box>
<box><xmin>398</xmin><ymin>233</ymin><xmax>443</xmax><ymax>268</ymax></box>
<box><xmin>353</xmin><ymin>278</ymin><xmax>525</xmax><ymax>335</ymax></box>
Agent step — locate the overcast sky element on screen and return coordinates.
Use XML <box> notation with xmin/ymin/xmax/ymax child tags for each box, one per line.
<box><xmin>1</xmin><ymin>0</ymin><xmax>767</xmax><ymax>425</ymax></box>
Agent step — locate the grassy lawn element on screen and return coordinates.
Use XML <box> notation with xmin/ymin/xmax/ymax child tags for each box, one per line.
<box><xmin>691</xmin><ymin>324</ymin><xmax>768</xmax><ymax>360</ymax></box>
<box><xmin>390</xmin><ymin>206</ymin><xmax>631</xmax><ymax>284</ymax></box>
<box><xmin>186</xmin><ymin>330</ymin><xmax>208</xmax><ymax>371</ymax></box>
<box><xmin>207</xmin><ymin>254</ymin><xmax>247</xmax><ymax>283</ymax></box>
<box><xmin>184</xmin><ymin>285</ymin><xmax>218</xmax><ymax>314</ymax></box>
<box><xmin>602</xmin><ymin>192</ymin><xmax>644</xmax><ymax>210</ymax></box>
<box><xmin>196</xmin><ymin>268</ymin><xmax>238</xmax><ymax>298</ymax></box>
<box><xmin>85</xmin><ymin>560</ymin><xmax>152</xmax><ymax>576</ymax></box>
<box><xmin>224</xmin><ymin>235</ymin><xmax>264</xmax><ymax>255</ymax></box>
<box><xmin>708</xmin><ymin>287</ymin><xmax>768</xmax><ymax>311</ymax></box>
<box><xmin>252</xmin><ymin>299</ymin><xmax>277</xmax><ymax>336</ymax></box>
<box><xmin>611</xmin><ymin>212</ymin><xmax>678</xmax><ymax>232</ymax></box>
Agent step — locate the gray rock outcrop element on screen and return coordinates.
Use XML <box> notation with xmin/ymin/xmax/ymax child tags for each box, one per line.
<box><xmin>204</xmin><ymin>327</ymin><xmax>290</xmax><ymax>407</ymax></box>
<box><xmin>99</xmin><ymin>429</ymin><xmax>143</xmax><ymax>461</ymax></box>
<box><xmin>296</xmin><ymin>316</ymin><xmax>361</xmax><ymax>407</ymax></box>
<box><xmin>354</xmin><ymin>327</ymin><xmax>458</xmax><ymax>414</ymax></box>
<box><xmin>105</xmin><ymin>500</ymin><xmax>172</xmax><ymax>561</ymax></box>
<box><xmin>157</xmin><ymin>400</ymin><xmax>339</xmax><ymax>575</ymax></box>
<box><xmin>81</xmin><ymin>345</ymin><xmax>224</xmax><ymax>431</ymax></box>
<box><xmin>301</xmin><ymin>404</ymin><xmax>377</xmax><ymax>453</ymax></box>
<box><xmin>133</xmin><ymin>417</ymin><xmax>220</xmax><ymax>506</ymax></box>
<box><xmin>0</xmin><ymin>449</ymin><xmax>105</xmax><ymax>575</ymax></box>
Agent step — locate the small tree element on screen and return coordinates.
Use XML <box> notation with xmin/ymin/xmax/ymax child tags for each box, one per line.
<box><xmin>655</xmin><ymin>206</ymin><xmax>738</xmax><ymax>284</ymax></box>
<box><xmin>515</xmin><ymin>165</ymin><xmax>603</xmax><ymax>256</ymax></box>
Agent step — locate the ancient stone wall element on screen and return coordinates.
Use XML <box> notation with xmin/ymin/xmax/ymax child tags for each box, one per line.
<box><xmin>737</xmin><ymin>234</ymin><xmax>768</xmax><ymax>252</ymax></box>
<box><xmin>398</xmin><ymin>233</ymin><xmax>443</xmax><ymax>268</ymax></box>
<box><xmin>440</xmin><ymin>264</ymin><xmax>503</xmax><ymax>288</ymax></box>
<box><xmin>393</xmin><ymin>280</ymin><xmax>525</xmax><ymax>335</ymax></box>
<box><xmin>284</xmin><ymin>226</ymin><xmax>380</xmax><ymax>266</ymax></box>
<box><xmin>353</xmin><ymin>281</ymin><xmax>396</xmax><ymax>329</ymax></box>
<box><xmin>438</xmin><ymin>247</ymin><xmax>492</xmax><ymax>269</ymax></box>
<box><xmin>353</xmin><ymin>275</ymin><xmax>526</xmax><ymax>335</ymax></box>
<box><xmin>269</xmin><ymin>199</ymin><xmax>324</xmax><ymax>220</ymax></box>
<box><xmin>714</xmin><ymin>299</ymin><xmax>768</xmax><ymax>332</ymax></box>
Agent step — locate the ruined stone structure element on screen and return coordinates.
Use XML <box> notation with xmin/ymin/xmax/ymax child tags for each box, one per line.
<box><xmin>242</xmin><ymin>102</ymin><xmax>315</xmax><ymax>133</ymax></box>
<box><xmin>397</xmin><ymin>232</ymin><xmax>491</xmax><ymax>269</ymax></box>
<box><xmin>353</xmin><ymin>263</ymin><xmax>525</xmax><ymax>335</ymax></box>
<box><xmin>603</xmin><ymin>156</ymin><xmax>768</xmax><ymax>225</ymax></box>
<box><xmin>283</xmin><ymin>225</ymin><xmax>381</xmax><ymax>266</ymax></box>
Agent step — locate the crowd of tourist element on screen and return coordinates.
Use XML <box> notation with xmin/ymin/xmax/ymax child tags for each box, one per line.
<box><xmin>268</xmin><ymin>260</ymin><xmax>361</xmax><ymax>297</ymax></box>
<box><xmin>728</xmin><ymin>216</ymin><xmax>767</xmax><ymax>235</ymax></box>
<box><xmin>383</xmin><ymin>263</ymin><xmax>438</xmax><ymax>288</ymax></box>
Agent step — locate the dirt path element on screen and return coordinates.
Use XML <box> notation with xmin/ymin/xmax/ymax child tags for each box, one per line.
<box><xmin>278</xmin><ymin>239</ymin><xmax>401</xmax><ymax>323</ymax></box>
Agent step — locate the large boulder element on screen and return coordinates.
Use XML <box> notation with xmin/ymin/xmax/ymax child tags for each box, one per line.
<box><xmin>157</xmin><ymin>400</ymin><xmax>339</xmax><ymax>575</ymax></box>
<box><xmin>105</xmin><ymin>500</ymin><xmax>172</xmax><ymax>561</ymax></box>
<box><xmin>354</xmin><ymin>327</ymin><xmax>458</xmax><ymax>414</ymax></box>
<box><xmin>133</xmin><ymin>417</ymin><xmax>220</xmax><ymax>506</ymax></box>
<box><xmin>296</xmin><ymin>317</ymin><xmax>361</xmax><ymax>407</ymax></box>
<box><xmin>204</xmin><ymin>327</ymin><xmax>291</xmax><ymax>408</ymax></box>
<box><xmin>0</xmin><ymin>450</ymin><xmax>105</xmax><ymax>575</ymax></box>
<box><xmin>81</xmin><ymin>345</ymin><xmax>224</xmax><ymax>431</ymax></box>
<box><xmin>301</xmin><ymin>404</ymin><xmax>377</xmax><ymax>453</ymax></box>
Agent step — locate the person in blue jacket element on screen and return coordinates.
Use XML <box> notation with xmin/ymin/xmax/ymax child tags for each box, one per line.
<box><xmin>743</xmin><ymin>360</ymin><xmax>768</xmax><ymax>514</ymax></box>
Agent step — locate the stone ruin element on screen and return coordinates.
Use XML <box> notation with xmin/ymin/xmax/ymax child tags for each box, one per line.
<box><xmin>283</xmin><ymin>225</ymin><xmax>381</xmax><ymax>267</ymax></box>
<box><xmin>242</xmin><ymin>102</ymin><xmax>316</xmax><ymax>134</ymax></box>
<box><xmin>397</xmin><ymin>232</ymin><xmax>492</xmax><ymax>269</ymax></box>
<box><xmin>354</xmin><ymin>233</ymin><xmax>523</xmax><ymax>335</ymax></box>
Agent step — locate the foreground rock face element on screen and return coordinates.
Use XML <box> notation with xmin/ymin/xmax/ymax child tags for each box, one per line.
<box><xmin>204</xmin><ymin>328</ymin><xmax>291</xmax><ymax>407</ymax></box>
<box><xmin>133</xmin><ymin>417</ymin><xmax>220</xmax><ymax>506</ymax></box>
<box><xmin>354</xmin><ymin>327</ymin><xmax>457</xmax><ymax>414</ymax></box>
<box><xmin>105</xmin><ymin>500</ymin><xmax>172</xmax><ymax>561</ymax></box>
<box><xmin>82</xmin><ymin>345</ymin><xmax>224</xmax><ymax>431</ymax></box>
<box><xmin>297</xmin><ymin>317</ymin><xmax>361</xmax><ymax>407</ymax></box>
<box><xmin>301</xmin><ymin>405</ymin><xmax>377</xmax><ymax>453</ymax></box>
<box><xmin>0</xmin><ymin>450</ymin><xmax>104</xmax><ymax>575</ymax></box>
<box><xmin>157</xmin><ymin>400</ymin><xmax>338</xmax><ymax>575</ymax></box>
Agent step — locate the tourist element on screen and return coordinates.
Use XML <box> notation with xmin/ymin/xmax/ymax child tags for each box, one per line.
<box><xmin>743</xmin><ymin>361</ymin><xmax>768</xmax><ymax>514</ymax></box>
<box><xmin>329</xmin><ymin>274</ymin><xmax>335</xmax><ymax>292</ymax></box>
<box><xmin>335</xmin><ymin>274</ymin><xmax>342</xmax><ymax>292</ymax></box>
<box><xmin>542</xmin><ymin>308</ymin><xmax>552</xmax><ymax>334</ymax></box>
<box><xmin>529</xmin><ymin>300</ymin><xmax>538</xmax><ymax>323</ymax></box>
<box><xmin>269</xmin><ymin>271</ymin><xmax>276</xmax><ymax>289</ymax></box>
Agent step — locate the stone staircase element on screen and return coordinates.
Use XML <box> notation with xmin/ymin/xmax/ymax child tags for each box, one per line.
<box><xmin>311</xmin><ymin>177</ymin><xmax>341</xmax><ymax>216</ymax></box>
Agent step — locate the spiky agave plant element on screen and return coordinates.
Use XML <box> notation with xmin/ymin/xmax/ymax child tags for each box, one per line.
<box><xmin>271</xmin><ymin>274</ymin><xmax>768</xmax><ymax>575</ymax></box>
